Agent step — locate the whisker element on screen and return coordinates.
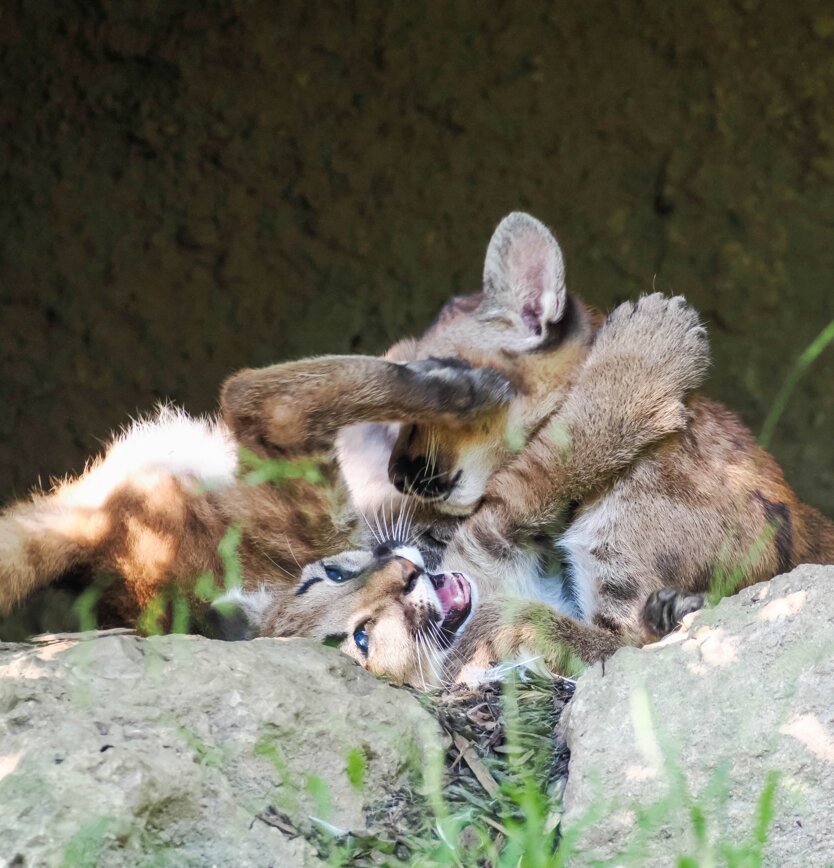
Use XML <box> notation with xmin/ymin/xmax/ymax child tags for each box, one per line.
<box><xmin>422</xmin><ymin>620</ymin><xmax>454</xmax><ymax>686</ymax></box>
<box><xmin>361</xmin><ymin>511</ymin><xmax>381</xmax><ymax>545</ymax></box>
<box><xmin>415</xmin><ymin>630</ymin><xmax>429</xmax><ymax>691</ymax></box>
<box><xmin>418</xmin><ymin>628</ymin><xmax>444</xmax><ymax>689</ymax></box>
<box><xmin>426</xmin><ymin>618</ymin><xmax>467</xmax><ymax>679</ymax></box>
<box><xmin>387</xmin><ymin>500</ymin><xmax>395</xmax><ymax>542</ymax></box>
<box><xmin>395</xmin><ymin>502</ymin><xmax>404</xmax><ymax>543</ymax></box>
<box><xmin>377</xmin><ymin>503</ymin><xmax>384</xmax><ymax>542</ymax></box>
<box><xmin>410</xmin><ymin>466</ymin><xmax>449</xmax><ymax>486</ymax></box>
<box><xmin>254</xmin><ymin>545</ymin><xmax>298</xmax><ymax>581</ymax></box>
<box><xmin>283</xmin><ymin>535</ymin><xmax>303</xmax><ymax>571</ymax></box>
<box><xmin>406</xmin><ymin>515</ymin><xmax>424</xmax><ymax>547</ymax></box>
<box><xmin>373</xmin><ymin>508</ymin><xmax>384</xmax><ymax>546</ymax></box>
<box><xmin>399</xmin><ymin>497</ymin><xmax>416</xmax><ymax>544</ymax></box>
<box><xmin>422</xmin><ymin>632</ymin><xmax>441</xmax><ymax>688</ymax></box>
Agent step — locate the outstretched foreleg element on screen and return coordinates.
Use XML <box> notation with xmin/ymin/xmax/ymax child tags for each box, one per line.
<box><xmin>221</xmin><ymin>355</ymin><xmax>513</xmax><ymax>458</ymax></box>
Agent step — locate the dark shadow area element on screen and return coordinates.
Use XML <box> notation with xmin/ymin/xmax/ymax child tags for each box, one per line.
<box><xmin>1</xmin><ymin>6</ymin><xmax>831</xmax><ymax>524</ymax></box>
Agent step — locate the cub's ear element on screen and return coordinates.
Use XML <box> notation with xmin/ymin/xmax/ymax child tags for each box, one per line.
<box><xmin>483</xmin><ymin>212</ymin><xmax>567</xmax><ymax>337</ymax></box>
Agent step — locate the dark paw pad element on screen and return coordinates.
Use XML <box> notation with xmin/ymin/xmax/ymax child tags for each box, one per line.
<box><xmin>406</xmin><ymin>357</ymin><xmax>514</xmax><ymax>415</ymax></box>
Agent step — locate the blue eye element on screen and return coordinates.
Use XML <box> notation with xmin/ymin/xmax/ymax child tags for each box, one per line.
<box><xmin>353</xmin><ymin>624</ymin><xmax>369</xmax><ymax>655</ymax></box>
<box><xmin>324</xmin><ymin>565</ymin><xmax>347</xmax><ymax>582</ymax></box>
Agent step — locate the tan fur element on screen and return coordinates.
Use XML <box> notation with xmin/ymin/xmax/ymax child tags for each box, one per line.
<box><xmin>222</xmin><ymin>355</ymin><xmax>512</xmax><ymax>458</ymax></box>
<box><xmin>0</xmin><ymin>453</ymin><xmax>349</xmax><ymax>622</ymax></box>
<box><xmin>0</xmin><ymin>358</ymin><xmax>509</xmax><ymax>619</ymax></box>
<box><xmin>243</xmin><ymin>214</ymin><xmax>834</xmax><ymax>687</ymax></box>
<box><xmin>2</xmin><ymin>211</ymin><xmax>831</xmax><ymax>694</ymax></box>
<box><xmin>261</xmin><ymin>552</ymin><xmax>439</xmax><ymax>685</ymax></box>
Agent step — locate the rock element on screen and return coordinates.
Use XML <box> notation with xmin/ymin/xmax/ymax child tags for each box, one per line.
<box><xmin>560</xmin><ymin>565</ymin><xmax>834</xmax><ymax>866</ymax></box>
<box><xmin>0</xmin><ymin>632</ymin><xmax>443</xmax><ymax>867</ymax></box>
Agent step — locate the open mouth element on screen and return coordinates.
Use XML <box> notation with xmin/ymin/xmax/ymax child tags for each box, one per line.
<box><xmin>430</xmin><ymin>571</ymin><xmax>472</xmax><ymax>639</ymax></box>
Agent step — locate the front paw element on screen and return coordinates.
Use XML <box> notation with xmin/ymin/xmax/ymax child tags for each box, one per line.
<box><xmin>221</xmin><ymin>369</ymin><xmax>318</xmax><ymax>457</ymax></box>
<box><xmin>403</xmin><ymin>357</ymin><xmax>514</xmax><ymax>420</ymax></box>
<box><xmin>642</xmin><ymin>587</ymin><xmax>705</xmax><ymax>640</ymax></box>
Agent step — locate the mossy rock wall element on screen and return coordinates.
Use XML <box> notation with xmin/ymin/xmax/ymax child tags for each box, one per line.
<box><xmin>1</xmin><ymin>2</ymin><xmax>832</xmax><ymax>514</ymax></box>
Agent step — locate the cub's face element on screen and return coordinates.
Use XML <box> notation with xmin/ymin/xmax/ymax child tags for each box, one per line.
<box><xmin>368</xmin><ymin>213</ymin><xmax>593</xmax><ymax>517</ymax></box>
<box><xmin>259</xmin><ymin>545</ymin><xmax>477</xmax><ymax>687</ymax></box>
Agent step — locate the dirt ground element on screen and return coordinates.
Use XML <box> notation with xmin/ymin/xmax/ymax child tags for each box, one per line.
<box><xmin>1</xmin><ymin>1</ymin><xmax>832</xmax><ymax>518</ymax></box>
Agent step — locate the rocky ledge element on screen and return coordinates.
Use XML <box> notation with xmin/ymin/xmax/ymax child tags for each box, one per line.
<box><xmin>1</xmin><ymin>564</ymin><xmax>832</xmax><ymax>866</ymax></box>
<box><xmin>0</xmin><ymin>633</ymin><xmax>442</xmax><ymax>867</ymax></box>
<box><xmin>561</xmin><ymin>564</ymin><xmax>834</xmax><ymax>866</ymax></box>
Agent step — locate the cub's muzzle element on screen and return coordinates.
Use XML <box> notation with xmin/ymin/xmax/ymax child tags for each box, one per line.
<box><xmin>388</xmin><ymin>452</ymin><xmax>461</xmax><ymax>499</ymax></box>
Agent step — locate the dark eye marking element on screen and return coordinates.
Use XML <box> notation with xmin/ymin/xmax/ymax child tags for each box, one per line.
<box><xmin>353</xmin><ymin>623</ymin><xmax>369</xmax><ymax>655</ymax></box>
<box><xmin>323</xmin><ymin>632</ymin><xmax>347</xmax><ymax>648</ymax></box>
<box><xmin>296</xmin><ymin>563</ymin><xmax>359</xmax><ymax>596</ymax></box>
<box><xmin>294</xmin><ymin>576</ymin><xmax>323</xmax><ymax>597</ymax></box>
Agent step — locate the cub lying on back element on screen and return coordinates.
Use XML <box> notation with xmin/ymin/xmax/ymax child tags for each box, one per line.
<box><xmin>225</xmin><ymin>213</ymin><xmax>834</xmax><ymax>686</ymax></box>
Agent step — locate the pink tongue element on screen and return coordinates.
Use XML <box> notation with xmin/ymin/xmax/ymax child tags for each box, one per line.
<box><xmin>436</xmin><ymin>575</ymin><xmax>467</xmax><ymax>613</ymax></box>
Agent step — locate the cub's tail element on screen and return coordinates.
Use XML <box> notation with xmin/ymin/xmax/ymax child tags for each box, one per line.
<box><xmin>0</xmin><ymin>407</ymin><xmax>238</xmax><ymax>615</ymax></box>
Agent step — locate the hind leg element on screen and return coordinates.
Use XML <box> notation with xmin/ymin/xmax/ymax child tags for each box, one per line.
<box><xmin>0</xmin><ymin>412</ymin><xmax>229</xmax><ymax>616</ymax></box>
<box><xmin>477</xmin><ymin>294</ymin><xmax>710</xmax><ymax>534</ymax></box>
<box><xmin>558</xmin><ymin>464</ymin><xmax>780</xmax><ymax>651</ymax></box>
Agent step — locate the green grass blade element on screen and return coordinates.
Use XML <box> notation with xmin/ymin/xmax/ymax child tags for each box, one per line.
<box><xmin>759</xmin><ymin>318</ymin><xmax>834</xmax><ymax>448</ymax></box>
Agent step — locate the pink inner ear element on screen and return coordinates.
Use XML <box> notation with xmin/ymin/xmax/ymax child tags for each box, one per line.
<box><xmin>522</xmin><ymin>300</ymin><xmax>543</xmax><ymax>335</ymax></box>
<box><xmin>486</xmin><ymin>215</ymin><xmax>564</xmax><ymax>334</ymax></box>
<box><xmin>511</xmin><ymin>245</ymin><xmax>550</xmax><ymax>334</ymax></box>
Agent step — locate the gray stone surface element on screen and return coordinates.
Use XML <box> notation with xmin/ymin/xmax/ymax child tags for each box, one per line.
<box><xmin>0</xmin><ymin>632</ymin><xmax>443</xmax><ymax>867</ymax></box>
<box><xmin>560</xmin><ymin>565</ymin><xmax>834</xmax><ymax>866</ymax></box>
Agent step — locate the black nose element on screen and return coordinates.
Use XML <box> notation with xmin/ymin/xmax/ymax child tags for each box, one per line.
<box><xmin>389</xmin><ymin>455</ymin><xmax>454</xmax><ymax>498</ymax></box>
<box><xmin>373</xmin><ymin>542</ymin><xmax>395</xmax><ymax>558</ymax></box>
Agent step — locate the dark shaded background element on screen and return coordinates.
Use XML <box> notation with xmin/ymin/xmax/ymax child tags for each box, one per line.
<box><xmin>1</xmin><ymin>1</ymin><xmax>832</xmax><ymax>520</ymax></box>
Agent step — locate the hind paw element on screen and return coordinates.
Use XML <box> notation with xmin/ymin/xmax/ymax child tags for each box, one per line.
<box><xmin>599</xmin><ymin>293</ymin><xmax>710</xmax><ymax>395</ymax></box>
<box><xmin>578</xmin><ymin>294</ymin><xmax>710</xmax><ymax>440</ymax></box>
<box><xmin>642</xmin><ymin>587</ymin><xmax>705</xmax><ymax>640</ymax></box>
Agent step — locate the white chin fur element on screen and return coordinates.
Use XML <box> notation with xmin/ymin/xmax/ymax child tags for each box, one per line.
<box><xmin>392</xmin><ymin>544</ymin><xmax>425</xmax><ymax>570</ymax></box>
<box><xmin>336</xmin><ymin>422</ymin><xmax>404</xmax><ymax>516</ymax></box>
